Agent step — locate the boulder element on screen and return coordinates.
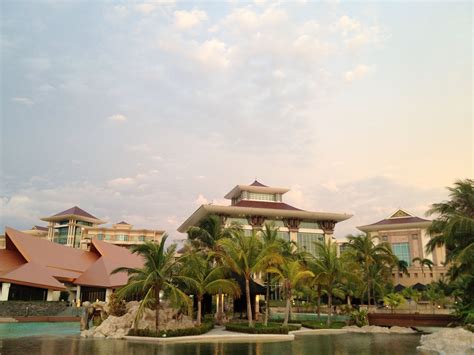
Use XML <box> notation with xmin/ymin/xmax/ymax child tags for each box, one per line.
<box><xmin>417</xmin><ymin>327</ymin><xmax>474</xmax><ymax>355</ymax></box>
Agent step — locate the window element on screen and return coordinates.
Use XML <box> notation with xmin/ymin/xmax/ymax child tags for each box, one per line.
<box><xmin>430</xmin><ymin>273</ymin><xmax>433</xmax><ymax>278</ymax></box>
<box><xmin>264</xmin><ymin>220</ymin><xmax>285</xmax><ymax>228</ymax></box>
<box><xmin>105</xmin><ymin>234</ymin><xmax>111</xmax><ymax>240</ymax></box>
<box><xmin>392</xmin><ymin>243</ymin><xmax>411</xmax><ymax>266</ymax></box>
<box><xmin>299</xmin><ymin>221</ymin><xmax>320</xmax><ymax>229</ymax></box>
<box><xmin>227</xmin><ymin>218</ymin><xmax>248</xmax><ymax>226</ymax></box>
<box><xmin>77</xmin><ymin>221</ymin><xmax>93</xmax><ymax>227</ymax></box>
<box><xmin>54</xmin><ymin>227</ymin><xmax>69</xmax><ymax>245</ymax></box>
<box><xmin>248</xmin><ymin>192</ymin><xmax>276</xmax><ymax>201</ymax></box>
<box><xmin>138</xmin><ymin>235</ymin><xmax>146</xmax><ymax>242</ymax></box>
<box><xmin>297</xmin><ymin>233</ymin><xmax>324</xmax><ymax>257</ymax></box>
<box><xmin>97</xmin><ymin>234</ymin><xmax>104</xmax><ymax>240</ymax></box>
<box><xmin>276</xmin><ymin>231</ymin><xmax>290</xmax><ymax>242</ymax></box>
<box><xmin>117</xmin><ymin>234</ymin><xmax>129</xmax><ymax>241</ymax></box>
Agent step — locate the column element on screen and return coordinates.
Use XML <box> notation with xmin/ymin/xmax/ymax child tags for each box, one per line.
<box><xmin>105</xmin><ymin>288</ymin><xmax>113</xmax><ymax>303</ymax></box>
<box><xmin>0</xmin><ymin>283</ymin><xmax>11</xmax><ymax>301</ymax></box>
<box><xmin>76</xmin><ymin>285</ymin><xmax>81</xmax><ymax>305</ymax></box>
<box><xmin>47</xmin><ymin>290</ymin><xmax>54</xmax><ymax>301</ymax></box>
<box><xmin>320</xmin><ymin>221</ymin><xmax>336</xmax><ymax>243</ymax></box>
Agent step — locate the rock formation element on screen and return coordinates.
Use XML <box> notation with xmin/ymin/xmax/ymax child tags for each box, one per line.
<box><xmin>417</xmin><ymin>327</ymin><xmax>474</xmax><ymax>355</ymax></box>
<box><xmin>342</xmin><ymin>325</ymin><xmax>416</xmax><ymax>334</ymax></box>
<box><xmin>81</xmin><ymin>300</ymin><xmax>194</xmax><ymax>339</ymax></box>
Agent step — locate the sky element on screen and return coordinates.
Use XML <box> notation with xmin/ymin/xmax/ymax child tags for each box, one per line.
<box><xmin>1</xmin><ymin>0</ymin><xmax>472</xmax><ymax>243</ymax></box>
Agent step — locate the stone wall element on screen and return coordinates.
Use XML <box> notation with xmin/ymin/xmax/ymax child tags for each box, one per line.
<box><xmin>0</xmin><ymin>301</ymin><xmax>70</xmax><ymax>317</ymax></box>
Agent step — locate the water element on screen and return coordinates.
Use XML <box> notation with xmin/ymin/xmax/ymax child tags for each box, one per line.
<box><xmin>0</xmin><ymin>322</ymin><xmax>80</xmax><ymax>339</ymax></box>
<box><xmin>0</xmin><ymin>333</ymin><xmax>421</xmax><ymax>355</ymax></box>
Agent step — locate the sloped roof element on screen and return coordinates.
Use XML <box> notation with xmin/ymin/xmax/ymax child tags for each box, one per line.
<box><xmin>357</xmin><ymin>209</ymin><xmax>431</xmax><ymax>232</ymax></box>
<box><xmin>53</xmin><ymin>206</ymin><xmax>98</xmax><ymax>219</ymax></box>
<box><xmin>250</xmin><ymin>180</ymin><xmax>268</xmax><ymax>187</ymax></box>
<box><xmin>33</xmin><ymin>225</ymin><xmax>48</xmax><ymax>231</ymax></box>
<box><xmin>233</xmin><ymin>200</ymin><xmax>302</xmax><ymax>211</ymax></box>
<box><xmin>0</xmin><ymin>227</ymin><xmax>144</xmax><ymax>292</ymax></box>
<box><xmin>116</xmin><ymin>221</ymin><xmax>130</xmax><ymax>225</ymax></box>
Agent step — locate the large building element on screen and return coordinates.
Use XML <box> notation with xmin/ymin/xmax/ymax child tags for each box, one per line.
<box><xmin>357</xmin><ymin>209</ymin><xmax>447</xmax><ymax>288</ymax></box>
<box><xmin>39</xmin><ymin>206</ymin><xmax>164</xmax><ymax>250</ymax></box>
<box><xmin>0</xmin><ymin>225</ymin><xmax>48</xmax><ymax>249</ymax></box>
<box><xmin>178</xmin><ymin>180</ymin><xmax>352</xmax><ymax>257</ymax></box>
<box><xmin>0</xmin><ymin>227</ymin><xmax>142</xmax><ymax>302</ymax></box>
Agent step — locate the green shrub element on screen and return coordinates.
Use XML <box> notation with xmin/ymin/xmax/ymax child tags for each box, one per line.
<box><xmin>225</xmin><ymin>322</ymin><xmax>300</xmax><ymax>334</ymax></box>
<box><xmin>350</xmin><ymin>309</ymin><xmax>368</xmax><ymax>327</ymax></box>
<box><xmin>108</xmin><ymin>293</ymin><xmax>126</xmax><ymax>317</ymax></box>
<box><xmin>464</xmin><ymin>312</ymin><xmax>474</xmax><ymax>325</ymax></box>
<box><xmin>128</xmin><ymin>322</ymin><xmax>214</xmax><ymax>338</ymax></box>
<box><xmin>301</xmin><ymin>321</ymin><xmax>346</xmax><ymax>329</ymax></box>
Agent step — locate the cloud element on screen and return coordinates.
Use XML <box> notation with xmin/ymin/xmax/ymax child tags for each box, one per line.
<box><xmin>334</xmin><ymin>15</ymin><xmax>361</xmax><ymax>36</ymax></box>
<box><xmin>108</xmin><ymin>113</ymin><xmax>127</xmax><ymax>122</ymax></box>
<box><xmin>11</xmin><ymin>97</ymin><xmax>34</xmax><ymax>105</ymax></box>
<box><xmin>108</xmin><ymin>177</ymin><xmax>136</xmax><ymax>187</ymax></box>
<box><xmin>195</xmin><ymin>194</ymin><xmax>209</xmax><ymax>205</ymax></box>
<box><xmin>174</xmin><ymin>9</ymin><xmax>208</xmax><ymax>30</ymax></box>
<box><xmin>344</xmin><ymin>64</ymin><xmax>372</xmax><ymax>82</ymax></box>
<box><xmin>126</xmin><ymin>143</ymin><xmax>151</xmax><ymax>153</ymax></box>
<box><xmin>195</xmin><ymin>39</ymin><xmax>230</xmax><ymax>68</ymax></box>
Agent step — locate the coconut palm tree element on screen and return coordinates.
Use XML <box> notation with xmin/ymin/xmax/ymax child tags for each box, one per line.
<box><xmin>217</xmin><ymin>230</ymin><xmax>263</xmax><ymax>327</ymax></box>
<box><xmin>267</xmin><ymin>260</ymin><xmax>314</xmax><ymax>326</ymax></box>
<box><xmin>187</xmin><ymin>214</ymin><xmax>237</xmax><ymax>323</ymax></box>
<box><xmin>412</xmin><ymin>257</ymin><xmax>434</xmax><ymax>279</ymax></box>
<box><xmin>310</xmin><ymin>239</ymin><xmax>347</xmax><ymax>326</ymax></box>
<box><xmin>178</xmin><ymin>252</ymin><xmax>240</xmax><ymax>325</ymax></box>
<box><xmin>346</xmin><ymin>234</ymin><xmax>395</xmax><ymax>306</ymax></box>
<box><xmin>402</xmin><ymin>287</ymin><xmax>421</xmax><ymax>313</ymax></box>
<box><xmin>395</xmin><ymin>259</ymin><xmax>409</xmax><ymax>286</ymax></box>
<box><xmin>112</xmin><ymin>236</ymin><xmax>191</xmax><ymax>331</ymax></box>
<box><xmin>383</xmin><ymin>293</ymin><xmax>405</xmax><ymax>313</ymax></box>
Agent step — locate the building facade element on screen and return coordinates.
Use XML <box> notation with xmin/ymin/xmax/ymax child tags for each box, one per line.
<box><xmin>178</xmin><ymin>181</ymin><xmax>353</xmax><ymax>256</ymax></box>
<box><xmin>357</xmin><ymin>209</ymin><xmax>447</xmax><ymax>288</ymax></box>
<box><xmin>39</xmin><ymin>206</ymin><xmax>164</xmax><ymax>250</ymax></box>
<box><xmin>81</xmin><ymin>221</ymin><xmax>165</xmax><ymax>249</ymax></box>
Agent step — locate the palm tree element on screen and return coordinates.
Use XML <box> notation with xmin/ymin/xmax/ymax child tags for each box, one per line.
<box><xmin>178</xmin><ymin>252</ymin><xmax>240</xmax><ymax>325</ymax></box>
<box><xmin>112</xmin><ymin>236</ymin><xmax>191</xmax><ymax>331</ymax></box>
<box><xmin>402</xmin><ymin>287</ymin><xmax>421</xmax><ymax>313</ymax></box>
<box><xmin>217</xmin><ymin>230</ymin><xmax>263</xmax><ymax>327</ymax></box>
<box><xmin>383</xmin><ymin>293</ymin><xmax>405</xmax><ymax>313</ymax></box>
<box><xmin>258</xmin><ymin>223</ymin><xmax>285</xmax><ymax>326</ymax></box>
<box><xmin>310</xmin><ymin>239</ymin><xmax>346</xmax><ymax>326</ymax></box>
<box><xmin>187</xmin><ymin>214</ymin><xmax>237</xmax><ymax>323</ymax></box>
<box><xmin>346</xmin><ymin>234</ymin><xmax>395</xmax><ymax>306</ymax></box>
<box><xmin>395</xmin><ymin>259</ymin><xmax>409</xmax><ymax>286</ymax></box>
<box><xmin>267</xmin><ymin>260</ymin><xmax>314</xmax><ymax>326</ymax></box>
<box><xmin>412</xmin><ymin>257</ymin><xmax>434</xmax><ymax>279</ymax></box>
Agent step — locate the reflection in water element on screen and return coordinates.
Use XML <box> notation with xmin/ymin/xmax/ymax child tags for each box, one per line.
<box><xmin>0</xmin><ymin>333</ymin><xmax>421</xmax><ymax>355</ymax></box>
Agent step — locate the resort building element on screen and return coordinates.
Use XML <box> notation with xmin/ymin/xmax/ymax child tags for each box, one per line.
<box><xmin>81</xmin><ymin>221</ymin><xmax>165</xmax><ymax>249</ymax></box>
<box><xmin>357</xmin><ymin>209</ymin><xmax>448</xmax><ymax>288</ymax></box>
<box><xmin>39</xmin><ymin>206</ymin><xmax>164</xmax><ymax>250</ymax></box>
<box><xmin>178</xmin><ymin>180</ymin><xmax>353</xmax><ymax>257</ymax></box>
<box><xmin>0</xmin><ymin>225</ymin><xmax>48</xmax><ymax>249</ymax></box>
<box><xmin>0</xmin><ymin>227</ymin><xmax>142</xmax><ymax>302</ymax></box>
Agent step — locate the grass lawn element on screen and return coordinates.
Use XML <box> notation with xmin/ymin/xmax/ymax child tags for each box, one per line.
<box><xmin>225</xmin><ymin>322</ymin><xmax>301</xmax><ymax>334</ymax></box>
<box><xmin>301</xmin><ymin>321</ymin><xmax>346</xmax><ymax>330</ymax></box>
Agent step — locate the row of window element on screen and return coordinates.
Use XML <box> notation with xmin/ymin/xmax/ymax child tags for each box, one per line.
<box><xmin>226</xmin><ymin>218</ymin><xmax>321</xmax><ymax>231</ymax></box>
<box><xmin>393</xmin><ymin>272</ymin><xmax>443</xmax><ymax>279</ymax></box>
<box><xmin>95</xmin><ymin>234</ymin><xmax>147</xmax><ymax>242</ymax></box>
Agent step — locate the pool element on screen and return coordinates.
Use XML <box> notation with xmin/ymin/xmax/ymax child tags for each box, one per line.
<box><xmin>0</xmin><ymin>333</ymin><xmax>421</xmax><ymax>354</ymax></box>
<box><xmin>0</xmin><ymin>322</ymin><xmax>80</xmax><ymax>339</ymax></box>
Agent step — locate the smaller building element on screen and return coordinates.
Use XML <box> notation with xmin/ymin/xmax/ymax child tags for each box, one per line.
<box><xmin>357</xmin><ymin>209</ymin><xmax>447</xmax><ymax>288</ymax></box>
<box><xmin>0</xmin><ymin>225</ymin><xmax>48</xmax><ymax>249</ymax></box>
<box><xmin>81</xmin><ymin>221</ymin><xmax>165</xmax><ymax>249</ymax></box>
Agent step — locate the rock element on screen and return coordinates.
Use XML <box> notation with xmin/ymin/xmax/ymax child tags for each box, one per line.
<box><xmin>417</xmin><ymin>327</ymin><xmax>474</xmax><ymax>355</ymax></box>
<box><xmin>389</xmin><ymin>326</ymin><xmax>415</xmax><ymax>334</ymax></box>
<box><xmin>342</xmin><ymin>325</ymin><xmax>391</xmax><ymax>333</ymax></box>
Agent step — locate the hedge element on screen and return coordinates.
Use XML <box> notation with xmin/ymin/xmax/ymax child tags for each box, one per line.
<box><xmin>301</xmin><ymin>321</ymin><xmax>346</xmax><ymax>329</ymax></box>
<box><xmin>128</xmin><ymin>322</ymin><xmax>214</xmax><ymax>338</ymax></box>
<box><xmin>225</xmin><ymin>322</ymin><xmax>300</xmax><ymax>334</ymax></box>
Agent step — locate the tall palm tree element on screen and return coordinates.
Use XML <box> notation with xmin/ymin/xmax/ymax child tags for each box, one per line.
<box><xmin>217</xmin><ymin>230</ymin><xmax>263</xmax><ymax>327</ymax></box>
<box><xmin>395</xmin><ymin>259</ymin><xmax>409</xmax><ymax>286</ymax></box>
<box><xmin>178</xmin><ymin>252</ymin><xmax>240</xmax><ymax>325</ymax></box>
<box><xmin>310</xmin><ymin>239</ymin><xmax>346</xmax><ymax>326</ymax></box>
<box><xmin>267</xmin><ymin>260</ymin><xmax>314</xmax><ymax>326</ymax></box>
<box><xmin>258</xmin><ymin>223</ymin><xmax>285</xmax><ymax>326</ymax></box>
<box><xmin>346</xmin><ymin>234</ymin><xmax>395</xmax><ymax>306</ymax></box>
<box><xmin>187</xmin><ymin>214</ymin><xmax>237</xmax><ymax>323</ymax></box>
<box><xmin>402</xmin><ymin>287</ymin><xmax>421</xmax><ymax>313</ymax></box>
<box><xmin>412</xmin><ymin>257</ymin><xmax>434</xmax><ymax>279</ymax></box>
<box><xmin>112</xmin><ymin>236</ymin><xmax>191</xmax><ymax>331</ymax></box>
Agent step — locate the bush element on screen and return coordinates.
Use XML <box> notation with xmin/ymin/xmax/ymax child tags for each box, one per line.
<box><xmin>465</xmin><ymin>312</ymin><xmax>474</xmax><ymax>325</ymax></box>
<box><xmin>128</xmin><ymin>322</ymin><xmax>214</xmax><ymax>338</ymax></box>
<box><xmin>225</xmin><ymin>322</ymin><xmax>300</xmax><ymax>334</ymax></box>
<box><xmin>350</xmin><ymin>309</ymin><xmax>368</xmax><ymax>327</ymax></box>
<box><xmin>108</xmin><ymin>293</ymin><xmax>126</xmax><ymax>317</ymax></box>
<box><xmin>301</xmin><ymin>321</ymin><xmax>346</xmax><ymax>329</ymax></box>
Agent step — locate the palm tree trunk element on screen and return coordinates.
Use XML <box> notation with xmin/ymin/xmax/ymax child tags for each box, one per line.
<box><xmin>216</xmin><ymin>288</ymin><xmax>223</xmax><ymax>325</ymax></box>
<box><xmin>264</xmin><ymin>273</ymin><xmax>270</xmax><ymax>326</ymax></box>
<box><xmin>317</xmin><ymin>285</ymin><xmax>321</xmax><ymax>322</ymax></box>
<box><xmin>245</xmin><ymin>277</ymin><xmax>253</xmax><ymax>327</ymax></box>
<box><xmin>197</xmin><ymin>296</ymin><xmax>202</xmax><ymax>326</ymax></box>
<box><xmin>155</xmin><ymin>287</ymin><xmax>160</xmax><ymax>331</ymax></box>
<box><xmin>327</xmin><ymin>292</ymin><xmax>332</xmax><ymax>326</ymax></box>
<box><xmin>283</xmin><ymin>288</ymin><xmax>291</xmax><ymax>326</ymax></box>
<box><xmin>367</xmin><ymin>277</ymin><xmax>371</xmax><ymax>306</ymax></box>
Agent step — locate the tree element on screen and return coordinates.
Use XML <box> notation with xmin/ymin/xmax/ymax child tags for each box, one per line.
<box><xmin>395</xmin><ymin>259</ymin><xmax>409</xmax><ymax>286</ymax></box>
<box><xmin>268</xmin><ymin>260</ymin><xmax>314</xmax><ymax>326</ymax></box>
<box><xmin>383</xmin><ymin>293</ymin><xmax>405</xmax><ymax>313</ymax></box>
<box><xmin>425</xmin><ymin>179</ymin><xmax>474</xmax><ymax>320</ymax></box>
<box><xmin>412</xmin><ymin>257</ymin><xmax>434</xmax><ymax>279</ymax></box>
<box><xmin>217</xmin><ymin>230</ymin><xmax>263</xmax><ymax>327</ymax></box>
<box><xmin>310</xmin><ymin>239</ymin><xmax>346</xmax><ymax>326</ymax></box>
<box><xmin>346</xmin><ymin>234</ymin><xmax>395</xmax><ymax>306</ymax></box>
<box><xmin>112</xmin><ymin>236</ymin><xmax>191</xmax><ymax>331</ymax></box>
<box><xmin>178</xmin><ymin>251</ymin><xmax>240</xmax><ymax>325</ymax></box>
<box><xmin>187</xmin><ymin>214</ymin><xmax>237</xmax><ymax>324</ymax></box>
<box><xmin>424</xmin><ymin>284</ymin><xmax>445</xmax><ymax>314</ymax></box>
<box><xmin>402</xmin><ymin>287</ymin><xmax>421</xmax><ymax>313</ymax></box>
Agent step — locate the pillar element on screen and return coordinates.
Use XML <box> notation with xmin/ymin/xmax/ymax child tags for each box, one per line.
<box><xmin>47</xmin><ymin>290</ymin><xmax>54</xmax><ymax>301</ymax></box>
<box><xmin>0</xmin><ymin>283</ymin><xmax>11</xmax><ymax>301</ymax></box>
<box><xmin>105</xmin><ymin>288</ymin><xmax>113</xmax><ymax>303</ymax></box>
<box><xmin>76</xmin><ymin>285</ymin><xmax>81</xmax><ymax>305</ymax></box>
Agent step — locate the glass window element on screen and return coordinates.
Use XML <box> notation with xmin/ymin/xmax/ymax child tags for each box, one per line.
<box><xmin>276</xmin><ymin>231</ymin><xmax>290</xmax><ymax>242</ymax></box>
<box><xmin>97</xmin><ymin>234</ymin><xmax>104</xmax><ymax>240</ymax></box>
<box><xmin>54</xmin><ymin>227</ymin><xmax>69</xmax><ymax>245</ymax></box>
<box><xmin>299</xmin><ymin>221</ymin><xmax>320</xmax><ymax>229</ymax></box>
<box><xmin>77</xmin><ymin>221</ymin><xmax>93</xmax><ymax>227</ymax></box>
<box><xmin>227</xmin><ymin>218</ymin><xmax>248</xmax><ymax>226</ymax></box>
<box><xmin>138</xmin><ymin>235</ymin><xmax>146</xmax><ymax>241</ymax></box>
<box><xmin>105</xmin><ymin>234</ymin><xmax>111</xmax><ymax>240</ymax></box>
<box><xmin>117</xmin><ymin>234</ymin><xmax>129</xmax><ymax>241</ymax></box>
<box><xmin>392</xmin><ymin>243</ymin><xmax>411</xmax><ymax>266</ymax></box>
<box><xmin>297</xmin><ymin>233</ymin><xmax>324</xmax><ymax>257</ymax></box>
<box><xmin>264</xmin><ymin>220</ymin><xmax>285</xmax><ymax>228</ymax></box>
<box><xmin>248</xmin><ymin>193</ymin><xmax>276</xmax><ymax>201</ymax></box>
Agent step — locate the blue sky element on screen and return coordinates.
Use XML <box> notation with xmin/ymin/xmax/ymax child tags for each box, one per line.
<box><xmin>1</xmin><ymin>1</ymin><xmax>472</xmax><ymax>241</ymax></box>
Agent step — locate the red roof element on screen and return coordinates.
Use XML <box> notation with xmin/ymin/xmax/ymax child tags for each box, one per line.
<box><xmin>53</xmin><ymin>206</ymin><xmax>99</xmax><ymax>220</ymax></box>
<box><xmin>116</xmin><ymin>221</ymin><xmax>130</xmax><ymax>225</ymax></box>
<box><xmin>367</xmin><ymin>216</ymin><xmax>430</xmax><ymax>226</ymax></box>
<box><xmin>33</xmin><ymin>225</ymin><xmax>48</xmax><ymax>231</ymax></box>
<box><xmin>234</xmin><ymin>200</ymin><xmax>302</xmax><ymax>211</ymax></box>
<box><xmin>0</xmin><ymin>227</ymin><xmax>144</xmax><ymax>291</ymax></box>
<box><xmin>250</xmin><ymin>180</ymin><xmax>268</xmax><ymax>187</ymax></box>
